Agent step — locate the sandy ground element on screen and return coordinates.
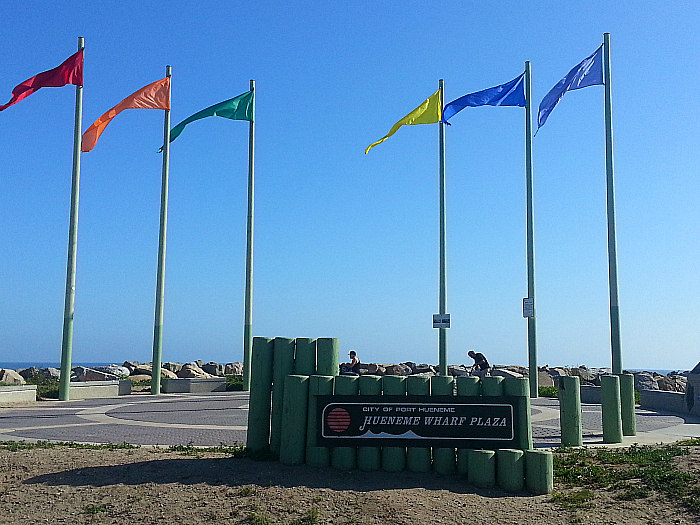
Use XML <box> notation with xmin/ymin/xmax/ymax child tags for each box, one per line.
<box><xmin>1</xmin><ymin>446</ymin><xmax>699</xmax><ymax>524</ymax></box>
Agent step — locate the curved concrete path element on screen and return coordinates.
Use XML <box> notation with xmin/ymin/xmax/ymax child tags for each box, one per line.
<box><xmin>1</xmin><ymin>393</ymin><xmax>698</xmax><ymax>448</ymax></box>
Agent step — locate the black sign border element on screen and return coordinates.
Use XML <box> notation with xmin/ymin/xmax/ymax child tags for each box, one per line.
<box><xmin>317</xmin><ymin>395</ymin><xmax>525</xmax><ymax>449</ymax></box>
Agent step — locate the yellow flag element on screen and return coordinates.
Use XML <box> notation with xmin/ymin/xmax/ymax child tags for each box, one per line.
<box><xmin>365</xmin><ymin>89</ymin><xmax>442</xmax><ymax>154</ymax></box>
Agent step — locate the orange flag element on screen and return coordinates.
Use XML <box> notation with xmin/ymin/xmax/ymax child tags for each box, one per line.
<box><xmin>82</xmin><ymin>76</ymin><xmax>170</xmax><ymax>152</ymax></box>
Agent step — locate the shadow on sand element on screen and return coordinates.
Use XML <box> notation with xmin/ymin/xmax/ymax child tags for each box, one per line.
<box><xmin>24</xmin><ymin>456</ymin><xmax>528</xmax><ymax>498</ymax></box>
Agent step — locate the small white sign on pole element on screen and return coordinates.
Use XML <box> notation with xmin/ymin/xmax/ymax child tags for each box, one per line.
<box><xmin>433</xmin><ymin>314</ymin><xmax>451</xmax><ymax>328</ymax></box>
<box><xmin>523</xmin><ymin>298</ymin><xmax>535</xmax><ymax>318</ymax></box>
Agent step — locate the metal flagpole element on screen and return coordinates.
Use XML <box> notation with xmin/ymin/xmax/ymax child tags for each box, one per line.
<box><xmin>524</xmin><ymin>61</ymin><xmax>538</xmax><ymax>398</ymax></box>
<box><xmin>59</xmin><ymin>36</ymin><xmax>85</xmax><ymax>401</ymax></box>
<box><xmin>242</xmin><ymin>79</ymin><xmax>255</xmax><ymax>391</ymax></box>
<box><xmin>438</xmin><ymin>79</ymin><xmax>448</xmax><ymax>376</ymax></box>
<box><xmin>603</xmin><ymin>33</ymin><xmax>622</xmax><ymax>374</ymax></box>
<box><xmin>151</xmin><ymin>65</ymin><xmax>172</xmax><ymax>395</ymax></box>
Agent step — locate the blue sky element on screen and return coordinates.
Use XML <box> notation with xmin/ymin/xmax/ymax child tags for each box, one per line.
<box><xmin>1</xmin><ymin>1</ymin><xmax>698</xmax><ymax>370</ymax></box>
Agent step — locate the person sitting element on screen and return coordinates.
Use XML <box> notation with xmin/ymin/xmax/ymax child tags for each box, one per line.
<box><xmin>468</xmin><ymin>350</ymin><xmax>490</xmax><ymax>378</ymax></box>
<box><xmin>340</xmin><ymin>351</ymin><xmax>361</xmax><ymax>375</ymax></box>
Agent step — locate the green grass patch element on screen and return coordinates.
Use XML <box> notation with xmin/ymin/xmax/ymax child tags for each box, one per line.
<box><xmin>539</xmin><ymin>386</ymin><xmax>558</xmax><ymax>398</ymax></box>
<box><xmin>551</xmin><ymin>489</ymin><xmax>595</xmax><ymax>508</ymax></box>
<box><xmin>678</xmin><ymin>438</ymin><xmax>700</xmax><ymax>446</ymax></box>
<box><xmin>238</xmin><ymin>486</ymin><xmax>256</xmax><ymax>497</ymax></box>
<box><xmin>23</xmin><ymin>376</ymin><xmax>59</xmax><ymax>399</ymax></box>
<box><xmin>166</xmin><ymin>442</ymin><xmax>246</xmax><ymax>457</ymax></box>
<box><xmin>554</xmin><ymin>443</ymin><xmax>700</xmax><ymax>512</ymax></box>
<box><xmin>82</xmin><ymin>504</ymin><xmax>109</xmax><ymax>515</ymax></box>
<box><xmin>0</xmin><ymin>440</ymin><xmax>138</xmax><ymax>451</ymax></box>
<box><xmin>130</xmin><ymin>379</ymin><xmax>152</xmax><ymax>387</ymax></box>
<box><xmin>247</xmin><ymin>511</ymin><xmax>274</xmax><ymax>525</ymax></box>
<box><xmin>226</xmin><ymin>374</ymin><xmax>244</xmax><ymax>391</ymax></box>
<box><xmin>289</xmin><ymin>508</ymin><xmax>320</xmax><ymax>525</ymax></box>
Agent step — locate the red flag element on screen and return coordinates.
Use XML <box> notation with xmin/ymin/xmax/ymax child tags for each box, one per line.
<box><xmin>0</xmin><ymin>49</ymin><xmax>83</xmax><ymax>112</ymax></box>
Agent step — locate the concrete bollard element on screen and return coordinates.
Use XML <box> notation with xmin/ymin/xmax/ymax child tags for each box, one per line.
<box><xmin>381</xmin><ymin>375</ymin><xmax>406</xmax><ymax>472</ymax></box>
<box><xmin>316</xmin><ymin>338</ymin><xmax>339</xmax><ymax>376</ymax></box>
<box><xmin>431</xmin><ymin>376</ymin><xmax>456</xmax><ymax>475</ymax></box>
<box><xmin>306</xmin><ymin>375</ymin><xmax>334</xmax><ymax>467</ymax></box>
<box><xmin>525</xmin><ymin>450</ymin><xmax>553</xmax><ymax>495</ymax></box>
<box><xmin>504</xmin><ymin>377</ymin><xmax>533</xmax><ymax>450</ymax></box>
<box><xmin>457</xmin><ymin>449</ymin><xmax>469</xmax><ymax>475</ymax></box>
<box><xmin>619</xmin><ymin>373</ymin><xmax>637</xmax><ymax>436</ymax></box>
<box><xmin>294</xmin><ymin>338</ymin><xmax>317</xmax><ymax>376</ymax></box>
<box><xmin>270</xmin><ymin>337</ymin><xmax>296</xmax><ymax>456</ymax></box>
<box><xmin>279</xmin><ymin>375</ymin><xmax>309</xmax><ymax>465</ymax></box>
<box><xmin>246</xmin><ymin>337</ymin><xmax>274</xmax><ymax>455</ymax></box>
<box><xmin>456</xmin><ymin>376</ymin><xmax>480</xmax><ymax>474</ymax></box>
<box><xmin>357</xmin><ymin>375</ymin><xmax>382</xmax><ymax>471</ymax></box>
<box><xmin>406</xmin><ymin>375</ymin><xmax>432</xmax><ymax>472</ymax></box>
<box><xmin>497</xmin><ymin>449</ymin><xmax>524</xmax><ymax>492</ymax></box>
<box><xmin>331</xmin><ymin>374</ymin><xmax>358</xmax><ymax>470</ymax></box>
<box><xmin>456</xmin><ymin>376</ymin><xmax>481</xmax><ymax>396</ymax></box>
<box><xmin>558</xmin><ymin>376</ymin><xmax>583</xmax><ymax>447</ymax></box>
<box><xmin>468</xmin><ymin>449</ymin><xmax>496</xmax><ymax>488</ymax></box>
<box><xmin>601</xmin><ymin>374</ymin><xmax>623</xmax><ymax>444</ymax></box>
<box><xmin>481</xmin><ymin>376</ymin><xmax>504</xmax><ymax>397</ymax></box>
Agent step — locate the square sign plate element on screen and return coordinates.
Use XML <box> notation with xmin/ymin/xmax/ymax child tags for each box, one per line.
<box><xmin>433</xmin><ymin>314</ymin><xmax>450</xmax><ymax>328</ymax></box>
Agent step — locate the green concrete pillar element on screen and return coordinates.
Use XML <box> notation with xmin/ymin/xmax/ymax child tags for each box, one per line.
<box><xmin>246</xmin><ymin>337</ymin><xmax>274</xmax><ymax>455</ymax></box>
<box><xmin>504</xmin><ymin>377</ymin><xmax>533</xmax><ymax>450</ymax></box>
<box><xmin>306</xmin><ymin>375</ymin><xmax>333</xmax><ymax>467</ymax></box>
<box><xmin>457</xmin><ymin>449</ymin><xmax>469</xmax><ymax>475</ymax></box>
<box><xmin>331</xmin><ymin>374</ymin><xmax>358</xmax><ymax>470</ymax></box>
<box><xmin>406</xmin><ymin>375</ymin><xmax>431</xmax><ymax>472</ymax></box>
<box><xmin>456</xmin><ymin>376</ymin><xmax>479</xmax><ymax>474</ymax></box>
<box><xmin>295</xmin><ymin>337</ymin><xmax>316</xmax><ymax>375</ymax></box>
<box><xmin>357</xmin><ymin>375</ymin><xmax>382</xmax><ymax>471</ymax></box>
<box><xmin>316</xmin><ymin>337</ymin><xmax>339</xmax><ymax>376</ymax></box>
<box><xmin>482</xmin><ymin>376</ymin><xmax>504</xmax><ymax>397</ymax></box>
<box><xmin>497</xmin><ymin>449</ymin><xmax>524</xmax><ymax>492</ymax></box>
<box><xmin>431</xmin><ymin>375</ymin><xmax>455</xmax><ymax>475</ymax></box>
<box><xmin>468</xmin><ymin>449</ymin><xmax>495</xmax><ymax>488</ymax></box>
<box><xmin>270</xmin><ymin>337</ymin><xmax>295</xmax><ymax>457</ymax></box>
<box><xmin>601</xmin><ymin>374</ymin><xmax>623</xmax><ymax>444</ymax></box>
<box><xmin>558</xmin><ymin>376</ymin><xmax>583</xmax><ymax>447</ymax></box>
<box><xmin>381</xmin><ymin>375</ymin><xmax>406</xmax><ymax>472</ymax></box>
<box><xmin>525</xmin><ymin>450</ymin><xmax>553</xmax><ymax>495</ymax></box>
<box><xmin>619</xmin><ymin>373</ymin><xmax>636</xmax><ymax>436</ymax></box>
<box><xmin>279</xmin><ymin>375</ymin><xmax>309</xmax><ymax>465</ymax></box>
<box><xmin>456</xmin><ymin>376</ymin><xmax>480</xmax><ymax>396</ymax></box>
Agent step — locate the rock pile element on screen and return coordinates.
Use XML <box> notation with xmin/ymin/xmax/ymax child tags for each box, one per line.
<box><xmin>0</xmin><ymin>361</ymin><xmax>691</xmax><ymax>394</ymax></box>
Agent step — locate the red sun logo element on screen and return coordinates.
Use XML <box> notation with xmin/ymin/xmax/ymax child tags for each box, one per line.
<box><xmin>326</xmin><ymin>408</ymin><xmax>351</xmax><ymax>433</ymax></box>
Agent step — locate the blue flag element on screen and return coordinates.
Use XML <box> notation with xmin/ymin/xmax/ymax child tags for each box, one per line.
<box><xmin>537</xmin><ymin>45</ymin><xmax>603</xmax><ymax>130</ymax></box>
<box><xmin>442</xmin><ymin>73</ymin><xmax>525</xmax><ymax>122</ymax></box>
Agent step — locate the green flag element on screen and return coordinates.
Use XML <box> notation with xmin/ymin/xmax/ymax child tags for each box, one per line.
<box><xmin>159</xmin><ymin>90</ymin><xmax>254</xmax><ymax>151</ymax></box>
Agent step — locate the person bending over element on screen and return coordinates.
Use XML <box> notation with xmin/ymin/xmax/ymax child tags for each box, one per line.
<box><xmin>468</xmin><ymin>350</ymin><xmax>490</xmax><ymax>378</ymax></box>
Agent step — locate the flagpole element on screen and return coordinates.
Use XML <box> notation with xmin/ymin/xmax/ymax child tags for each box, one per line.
<box><xmin>151</xmin><ymin>65</ymin><xmax>172</xmax><ymax>395</ymax></box>
<box><xmin>58</xmin><ymin>37</ymin><xmax>85</xmax><ymax>401</ymax></box>
<box><xmin>524</xmin><ymin>61</ymin><xmax>538</xmax><ymax>398</ymax></box>
<box><xmin>438</xmin><ymin>79</ymin><xmax>448</xmax><ymax>376</ymax></box>
<box><xmin>242</xmin><ymin>79</ymin><xmax>255</xmax><ymax>391</ymax></box>
<box><xmin>603</xmin><ymin>33</ymin><xmax>622</xmax><ymax>374</ymax></box>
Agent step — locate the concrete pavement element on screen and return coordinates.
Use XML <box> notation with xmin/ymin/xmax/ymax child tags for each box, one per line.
<box><xmin>1</xmin><ymin>392</ymin><xmax>698</xmax><ymax>448</ymax></box>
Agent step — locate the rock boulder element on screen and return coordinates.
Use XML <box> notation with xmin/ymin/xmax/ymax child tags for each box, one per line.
<box><xmin>225</xmin><ymin>362</ymin><xmax>243</xmax><ymax>376</ymax></box>
<box><xmin>0</xmin><ymin>369</ymin><xmax>26</xmax><ymax>385</ymax></box>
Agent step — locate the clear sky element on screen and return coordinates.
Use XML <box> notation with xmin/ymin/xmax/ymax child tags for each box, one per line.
<box><xmin>1</xmin><ymin>1</ymin><xmax>698</xmax><ymax>370</ymax></box>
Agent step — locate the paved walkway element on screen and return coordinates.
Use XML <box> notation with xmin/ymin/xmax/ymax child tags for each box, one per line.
<box><xmin>0</xmin><ymin>393</ymin><xmax>698</xmax><ymax>448</ymax></box>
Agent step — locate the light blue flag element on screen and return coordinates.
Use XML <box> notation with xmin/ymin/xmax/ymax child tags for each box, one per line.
<box><xmin>537</xmin><ymin>45</ymin><xmax>603</xmax><ymax>130</ymax></box>
<box><xmin>442</xmin><ymin>73</ymin><xmax>525</xmax><ymax>122</ymax></box>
